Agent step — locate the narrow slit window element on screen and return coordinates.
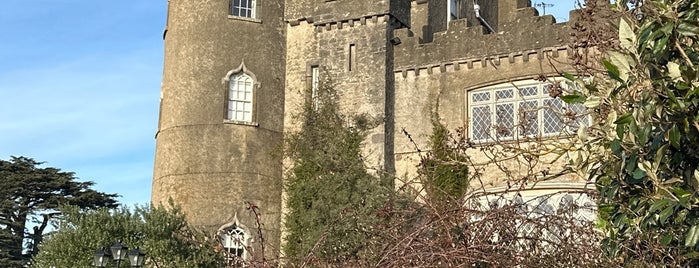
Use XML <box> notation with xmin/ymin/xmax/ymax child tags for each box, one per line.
<box><xmin>348</xmin><ymin>44</ymin><xmax>356</xmax><ymax>71</ymax></box>
<box><xmin>311</xmin><ymin>66</ymin><xmax>320</xmax><ymax>109</ymax></box>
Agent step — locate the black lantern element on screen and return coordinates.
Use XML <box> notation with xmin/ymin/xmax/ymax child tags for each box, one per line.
<box><xmin>93</xmin><ymin>241</ymin><xmax>146</xmax><ymax>267</ymax></box>
<box><xmin>92</xmin><ymin>247</ymin><xmax>111</xmax><ymax>267</ymax></box>
<box><xmin>109</xmin><ymin>241</ymin><xmax>129</xmax><ymax>263</ymax></box>
<box><xmin>127</xmin><ymin>248</ymin><xmax>146</xmax><ymax>267</ymax></box>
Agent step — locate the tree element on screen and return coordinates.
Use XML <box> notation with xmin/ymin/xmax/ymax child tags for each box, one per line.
<box><xmin>31</xmin><ymin>205</ymin><xmax>223</xmax><ymax>268</ymax></box>
<box><xmin>566</xmin><ymin>0</ymin><xmax>699</xmax><ymax>265</ymax></box>
<box><xmin>0</xmin><ymin>156</ymin><xmax>118</xmax><ymax>267</ymax></box>
<box><xmin>283</xmin><ymin>79</ymin><xmax>391</xmax><ymax>264</ymax></box>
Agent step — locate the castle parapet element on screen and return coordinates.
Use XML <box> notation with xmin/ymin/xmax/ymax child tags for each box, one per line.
<box><xmin>395</xmin><ymin>7</ymin><xmax>573</xmax><ymax>70</ymax></box>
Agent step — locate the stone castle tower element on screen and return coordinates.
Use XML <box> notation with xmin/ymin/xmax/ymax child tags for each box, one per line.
<box><xmin>152</xmin><ymin>0</ymin><xmax>594</xmax><ymax>259</ymax></box>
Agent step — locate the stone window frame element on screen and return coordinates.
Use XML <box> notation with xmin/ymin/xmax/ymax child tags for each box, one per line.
<box><xmin>218</xmin><ymin>215</ymin><xmax>251</xmax><ymax>261</ymax></box>
<box><xmin>228</xmin><ymin>0</ymin><xmax>262</xmax><ymax>23</ymax></box>
<box><xmin>306</xmin><ymin>61</ymin><xmax>321</xmax><ymax>110</ymax></box>
<box><xmin>466</xmin><ymin>78</ymin><xmax>590</xmax><ymax>143</ymax></box>
<box><xmin>223</xmin><ymin>61</ymin><xmax>259</xmax><ymax>126</ymax></box>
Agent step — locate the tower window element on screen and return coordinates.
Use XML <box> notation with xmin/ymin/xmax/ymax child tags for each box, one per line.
<box><xmin>230</xmin><ymin>0</ymin><xmax>256</xmax><ymax>18</ymax></box>
<box><xmin>348</xmin><ymin>44</ymin><xmax>356</xmax><ymax>71</ymax></box>
<box><xmin>311</xmin><ymin>65</ymin><xmax>320</xmax><ymax>109</ymax></box>
<box><xmin>227</xmin><ymin>72</ymin><xmax>254</xmax><ymax>122</ymax></box>
<box><xmin>220</xmin><ymin>225</ymin><xmax>248</xmax><ymax>259</ymax></box>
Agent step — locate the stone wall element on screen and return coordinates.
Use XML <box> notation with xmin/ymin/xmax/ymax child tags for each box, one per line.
<box><xmin>153</xmin><ymin>0</ymin><xmax>286</xmax><ymax>259</ymax></box>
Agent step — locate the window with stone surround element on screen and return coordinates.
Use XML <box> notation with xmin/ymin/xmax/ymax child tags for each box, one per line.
<box><xmin>220</xmin><ymin>224</ymin><xmax>248</xmax><ymax>260</ymax></box>
<box><xmin>227</xmin><ymin>72</ymin><xmax>254</xmax><ymax>122</ymax></box>
<box><xmin>230</xmin><ymin>0</ymin><xmax>256</xmax><ymax>18</ymax></box>
<box><xmin>467</xmin><ymin>79</ymin><xmax>589</xmax><ymax>142</ymax></box>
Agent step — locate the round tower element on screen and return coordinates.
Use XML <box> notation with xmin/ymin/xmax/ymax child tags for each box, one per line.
<box><xmin>152</xmin><ymin>0</ymin><xmax>285</xmax><ymax>259</ymax></box>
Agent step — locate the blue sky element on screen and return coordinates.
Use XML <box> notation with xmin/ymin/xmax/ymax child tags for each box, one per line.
<box><xmin>0</xmin><ymin>1</ymin><xmax>166</xmax><ymax>207</ymax></box>
<box><xmin>0</xmin><ymin>1</ymin><xmax>577</xmax><ymax>208</ymax></box>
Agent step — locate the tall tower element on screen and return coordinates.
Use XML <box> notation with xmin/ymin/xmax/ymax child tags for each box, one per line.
<box><xmin>152</xmin><ymin>0</ymin><xmax>286</xmax><ymax>259</ymax></box>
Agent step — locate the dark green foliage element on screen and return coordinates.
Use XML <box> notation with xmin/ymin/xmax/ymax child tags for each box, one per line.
<box><xmin>419</xmin><ymin>117</ymin><xmax>469</xmax><ymax>204</ymax></box>
<box><xmin>567</xmin><ymin>1</ymin><xmax>699</xmax><ymax>265</ymax></box>
<box><xmin>283</xmin><ymin>81</ymin><xmax>390</xmax><ymax>264</ymax></box>
<box><xmin>0</xmin><ymin>156</ymin><xmax>118</xmax><ymax>267</ymax></box>
<box><xmin>31</xmin><ymin>205</ymin><xmax>223</xmax><ymax>268</ymax></box>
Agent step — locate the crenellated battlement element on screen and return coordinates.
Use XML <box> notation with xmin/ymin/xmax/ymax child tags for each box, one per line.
<box><xmin>395</xmin><ymin>46</ymin><xmax>568</xmax><ymax>78</ymax></box>
<box><xmin>394</xmin><ymin>7</ymin><xmax>573</xmax><ymax>71</ymax></box>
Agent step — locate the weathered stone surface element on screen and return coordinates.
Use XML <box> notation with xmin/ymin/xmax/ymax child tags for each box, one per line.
<box><xmin>154</xmin><ymin>0</ymin><xmax>588</xmax><ymax>258</ymax></box>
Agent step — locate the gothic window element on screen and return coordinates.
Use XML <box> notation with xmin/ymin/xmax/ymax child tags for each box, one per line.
<box><xmin>230</xmin><ymin>0</ymin><xmax>256</xmax><ymax>18</ymax></box>
<box><xmin>227</xmin><ymin>72</ymin><xmax>254</xmax><ymax>122</ymax></box>
<box><xmin>467</xmin><ymin>79</ymin><xmax>590</xmax><ymax>142</ymax></box>
<box><xmin>220</xmin><ymin>225</ymin><xmax>248</xmax><ymax>259</ymax></box>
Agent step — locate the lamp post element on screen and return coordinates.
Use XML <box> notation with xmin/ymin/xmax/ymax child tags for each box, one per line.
<box><xmin>93</xmin><ymin>241</ymin><xmax>146</xmax><ymax>267</ymax></box>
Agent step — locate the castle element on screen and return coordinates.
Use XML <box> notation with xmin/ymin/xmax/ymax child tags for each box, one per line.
<box><xmin>151</xmin><ymin>0</ymin><xmax>596</xmax><ymax>259</ymax></box>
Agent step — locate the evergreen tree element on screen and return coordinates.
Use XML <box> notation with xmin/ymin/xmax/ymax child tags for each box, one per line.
<box><xmin>0</xmin><ymin>156</ymin><xmax>118</xmax><ymax>267</ymax></box>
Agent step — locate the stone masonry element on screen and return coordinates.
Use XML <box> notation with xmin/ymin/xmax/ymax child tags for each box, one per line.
<box><xmin>152</xmin><ymin>0</ymin><xmax>590</xmax><ymax>259</ymax></box>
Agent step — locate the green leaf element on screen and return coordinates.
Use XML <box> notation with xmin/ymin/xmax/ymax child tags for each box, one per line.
<box><xmin>670</xmin><ymin>125</ymin><xmax>680</xmax><ymax>149</ymax></box>
<box><xmin>632</xmin><ymin>168</ymin><xmax>646</xmax><ymax>180</ymax></box>
<box><xmin>659</xmin><ymin>206</ymin><xmax>674</xmax><ymax>224</ymax></box>
<box><xmin>602</xmin><ymin>60</ymin><xmax>622</xmax><ymax>82</ymax></box>
<box><xmin>686</xmin><ymin>225</ymin><xmax>699</xmax><ymax>248</ymax></box>
<box><xmin>615</xmin><ymin>113</ymin><xmax>634</xmax><ymax>125</ymax></box>
<box><xmin>678</xmin><ymin>22</ymin><xmax>699</xmax><ymax>36</ymax></box>
<box><xmin>560</xmin><ymin>94</ymin><xmax>587</xmax><ymax>104</ymax></box>
<box><xmin>653</xmin><ymin>36</ymin><xmax>669</xmax><ymax>54</ymax></box>
<box><xmin>649</xmin><ymin>199</ymin><xmax>669</xmax><ymax>212</ymax></box>
<box><xmin>563</xmin><ymin>72</ymin><xmax>575</xmax><ymax>81</ymax></box>
<box><xmin>661</xmin><ymin>234</ymin><xmax>673</xmax><ymax>246</ymax></box>
<box><xmin>611</xmin><ymin>139</ymin><xmax>623</xmax><ymax>155</ymax></box>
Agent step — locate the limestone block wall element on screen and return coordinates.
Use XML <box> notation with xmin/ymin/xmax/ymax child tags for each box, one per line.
<box><xmin>392</xmin><ymin>5</ymin><xmax>584</xmax><ymax>188</ymax></box>
<box><xmin>285</xmin><ymin>13</ymin><xmax>406</xmax><ymax>173</ymax></box>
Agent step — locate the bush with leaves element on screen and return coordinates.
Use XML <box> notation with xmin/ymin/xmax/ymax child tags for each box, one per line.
<box><xmin>283</xmin><ymin>80</ymin><xmax>391</xmax><ymax>264</ymax></box>
<box><xmin>565</xmin><ymin>0</ymin><xmax>699</xmax><ymax>265</ymax></box>
<box><xmin>31</xmin><ymin>205</ymin><xmax>223</xmax><ymax>268</ymax></box>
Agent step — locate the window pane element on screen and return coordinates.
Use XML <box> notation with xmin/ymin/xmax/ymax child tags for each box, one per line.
<box><xmin>472</xmin><ymin>106</ymin><xmax>491</xmax><ymax>141</ymax></box>
<box><xmin>543</xmin><ymin>99</ymin><xmax>564</xmax><ymax>134</ymax></box>
<box><xmin>568</xmin><ymin>103</ymin><xmax>589</xmax><ymax>131</ymax></box>
<box><xmin>518</xmin><ymin>100</ymin><xmax>538</xmax><ymax>136</ymax></box>
<box><xmin>519</xmin><ymin>86</ymin><xmax>538</xmax><ymax>97</ymax></box>
<box><xmin>472</xmin><ymin>92</ymin><xmax>490</xmax><ymax>102</ymax></box>
<box><xmin>496</xmin><ymin>103</ymin><xmax>514</xmax><ymax>138</ymax></box>
<box><xmin>495</xmin><ymin>89</ymin><xmax>514</xmax><ymax>100</ymax></box>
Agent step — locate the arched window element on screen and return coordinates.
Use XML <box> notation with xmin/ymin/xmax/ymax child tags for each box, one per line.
<box><xmin>227</xmin><ymin>73</ymin><xmax>254</xmax><ymax>122</ymax></box>
<box><xmin>221</xmin><ymin>225</ymin><xmax>247</xmax><ymax>258</ymax></box>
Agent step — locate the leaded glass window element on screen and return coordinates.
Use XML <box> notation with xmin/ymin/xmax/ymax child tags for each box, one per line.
<box><xmin>467</xmin><ymin>79</ymin><xmax>590</xmax><ymax>142</ymax></box>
